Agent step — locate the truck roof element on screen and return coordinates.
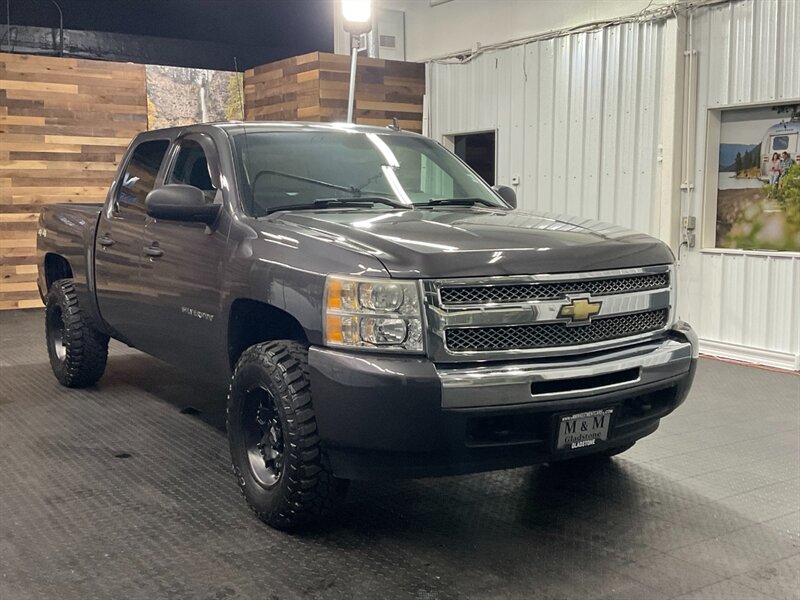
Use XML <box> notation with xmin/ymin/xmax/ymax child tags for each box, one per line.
<box><xmin>140</xmin><ymin>121</ymin><xmax>424</xmax><ymax>139</ymax></box>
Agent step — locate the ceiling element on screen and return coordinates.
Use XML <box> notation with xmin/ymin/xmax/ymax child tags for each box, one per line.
<box><xmin>3</xmin><ymin>0</ymin><xmax>334</xmax><ymax>67</ymax></box>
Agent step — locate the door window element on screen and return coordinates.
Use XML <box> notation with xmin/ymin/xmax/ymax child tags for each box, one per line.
<box><xmin>116</xmin><ymin>140</ymin><xmax>170</xmax><ymax>212</ymax></box>
<box><xmin>169</xmin><ymin>138</ymin><xmax>217</xmax><ymax>202</ymax></box>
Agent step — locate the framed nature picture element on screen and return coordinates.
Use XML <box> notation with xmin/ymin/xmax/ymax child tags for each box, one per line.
<box><xmin>145</xmin><ymin>65</ymin><xmax>244</xmax><ymax>130</ymax></box>
<box><xmin>713</xmin><ymin>103</ymin><xmax>800</xmax><ymax>252</ymax></box>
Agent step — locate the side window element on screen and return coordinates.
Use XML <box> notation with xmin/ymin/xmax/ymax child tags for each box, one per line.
<box><xmin>772</xmin><ymin>135</ymin><xmax>789</xmax><ymax>151</ymax></box>
<box><xmin>169</xmin><ymin>138</ymin><xmax>217</xmax><ymax>202</ymax></box>
<box><xmin>117</xmin><ymin>139</ymin><xmax>170</xmax><ymax>212</ymax></box>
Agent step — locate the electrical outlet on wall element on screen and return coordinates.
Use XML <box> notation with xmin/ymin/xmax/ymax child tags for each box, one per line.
<box><xmin>680</xmin><ymin>215</ymin><xmax>697</xmax><ymax>250</ymax></box>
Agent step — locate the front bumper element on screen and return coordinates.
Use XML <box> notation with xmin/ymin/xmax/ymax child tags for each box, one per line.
<box><xmin>308</xmin><ymin>322</ymin><xmax>697</xmax><ymax>480</ymax></box>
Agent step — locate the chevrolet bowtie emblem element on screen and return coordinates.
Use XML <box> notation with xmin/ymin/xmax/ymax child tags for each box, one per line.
<box><xmin>558</xmin><ymin>298</ymin><xmax>602</xmax><ymax>324</ymax></box>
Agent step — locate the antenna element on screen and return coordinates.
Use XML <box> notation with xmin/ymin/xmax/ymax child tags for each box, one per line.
<box><xmin>233</xmin><ymin>56</ymin><xmax>245</xmax><ymax>121</ymax></box>
<box><xmin>234</xmin><ymin>56</ymin><xmax>254</xmax><ymax>214</ymax></box>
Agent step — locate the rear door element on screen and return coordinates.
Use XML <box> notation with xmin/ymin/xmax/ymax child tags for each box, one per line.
<box><xmin>94</xmin><ymin>138</ymin><xmax>170</xmax><ymax>345</ymax></box>
<box><xmin>137</xmin><ymin>133</ymin><xmax>229</xmax><ymax>372</ymax></box>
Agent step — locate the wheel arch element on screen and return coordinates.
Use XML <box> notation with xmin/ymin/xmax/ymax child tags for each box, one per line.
<box><xmin>227</xmin><ymin>298</ymin><xmax>309</xmax><ymax>370</ymax></box>
<box><xmin>43</xmin><ymin>253</ymin><xmax>74</xmax><ymax>291</ymax></box>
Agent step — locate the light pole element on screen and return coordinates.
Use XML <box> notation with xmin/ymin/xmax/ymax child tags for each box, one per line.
<box><xmin>341</xmin><ymin>0</ymin><xmax>372</xmax><ymax>124</ymax></box>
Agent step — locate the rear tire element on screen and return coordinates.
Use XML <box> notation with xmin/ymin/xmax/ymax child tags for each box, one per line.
<box><xmin>227</xmin><ymin>340</ymin><xmax>347</xmax><ymax>530</ymax></box>
<box><xmin>45</xmin><ymin>279</ymin><xmax>109</xmax><ymax>388</ymax></box>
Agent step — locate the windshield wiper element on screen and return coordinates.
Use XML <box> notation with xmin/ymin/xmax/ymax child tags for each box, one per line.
<box><xmin>314</xmin><ymin>196</ymin><xmax>409</xmax><ymax>209</ymax></box>
<box><xmin>265</xmin><ymin>196</ymin><xmax>409</xmax><ymax>214</ymax></box>
<box><xmin>416</xmin><ymin>198</ymin><xmax>500</xmax><ymax>208</ymax></box>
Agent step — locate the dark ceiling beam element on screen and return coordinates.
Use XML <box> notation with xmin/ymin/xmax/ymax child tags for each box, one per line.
<box><xmin>2</xmin><ymin>24</ymin><xmax>314</xmax><ymax>70</ymax></box>
<box><xmin>3</xmin><ymin>0</ymin><xmax>334</xmax><ymax>56</ymax></box>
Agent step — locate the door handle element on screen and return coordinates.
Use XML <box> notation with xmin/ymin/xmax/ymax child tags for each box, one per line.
<box><xmin>98</xmin><ymin>234</ymin><xmax>115</xmax><ymax>247</ymax></box>
<box><xmin>143</xmin><ymin>244</ymin><xmax>163</xmax><ymax>258</ymax></box>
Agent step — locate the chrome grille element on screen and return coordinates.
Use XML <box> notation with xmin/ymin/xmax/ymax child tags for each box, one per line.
<box><xmin>440</xmin><ymin>272</ymin><xmax>668</xmax><ymax>306</ymax></box>
<box><xmin>444</xmin><ymin>309</ymin><xmax>669</xmax><ymax>353</ymax></box>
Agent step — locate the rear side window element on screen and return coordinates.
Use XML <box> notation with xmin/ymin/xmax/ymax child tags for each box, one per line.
<box><xmin>117</xmin><ymin>139</ymin><xmax>170</xmax><ymax>212</ymax></box>
<box><xmin>772</xmin><ymin>135</ymin><xmax>789</xmax><ymax>151</ymax></box>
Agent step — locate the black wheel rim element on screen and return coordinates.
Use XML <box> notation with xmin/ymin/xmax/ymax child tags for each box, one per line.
<box><xmin>242</xmin><ymin>385</ymin><xmax>285</xmax><ymax>488</ymax></box>
<box><xmin>47</xmin><ymin>305</ymin><xmax>67</xmax><ymax>362</ymax></box>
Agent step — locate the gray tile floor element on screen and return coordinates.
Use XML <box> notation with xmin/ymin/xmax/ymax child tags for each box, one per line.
<box><xmin>1</xmin><ymin>309</ymin><xmax>798</xmax><ymax>600</ymax></box>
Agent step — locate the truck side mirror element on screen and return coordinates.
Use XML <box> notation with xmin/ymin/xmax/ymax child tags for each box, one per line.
<box><xmin>145</xmin><ymin>185</ymin><xmax>220</xmax><ymax>224</ymax></box>
<box><xmin>493</xmin><ymin>185</ymin><xmax>517</xmax><ymax>209</ymax></box>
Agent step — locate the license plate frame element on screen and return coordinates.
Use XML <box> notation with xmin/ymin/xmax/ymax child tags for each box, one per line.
<box><xmin>554</xmin><ymin>407</ymin><xmax>615</xmax><ymax>451</ymax></box>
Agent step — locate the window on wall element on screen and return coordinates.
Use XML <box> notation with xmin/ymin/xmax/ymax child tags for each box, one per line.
<box><xmin>711</xmin><ymin>104</ymin><xmax>800</xmax><ymax>252</ymax></box>
<box><xmin>453</xmin><ymin>132</ymin><xmax>496</xmax><ymax>186</ymax></box>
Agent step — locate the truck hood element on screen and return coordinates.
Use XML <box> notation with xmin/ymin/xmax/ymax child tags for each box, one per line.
<box><xmin>266</xmin><ymin>208</ymin><xmax>674</xmax><ymax>278</ymax></box>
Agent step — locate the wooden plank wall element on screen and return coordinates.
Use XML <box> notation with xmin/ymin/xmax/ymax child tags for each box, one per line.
<box><xmin>245</xmin><ymin>51</ymin><xmax>425</xmax><ymax>132</ymax></box>
<box><xmin>0</xmin><ymin>52</ymin><xmax>146</xmax><ymax>310</ymax></box>
<box><xmin>1</xmin><ymin>50</ymin><xmax>424</xmax><ymax>310</ymax></box>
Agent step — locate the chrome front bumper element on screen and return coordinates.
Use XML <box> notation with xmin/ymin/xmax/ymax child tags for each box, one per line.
<box><xmin>438</xmin><ymin>322</ymin><xmax>697</xmax><ymax>409</ymax></box>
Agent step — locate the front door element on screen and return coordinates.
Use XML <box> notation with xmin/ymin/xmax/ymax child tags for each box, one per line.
<box><xmin>94</xmin><ymin>138</ymin><xmax>170</xmax><ymax>346</ymax></box>
<box><xmin>138</xmin><ymin>133</ymin><xmax>229</xmax><ymax>374</ymax></box>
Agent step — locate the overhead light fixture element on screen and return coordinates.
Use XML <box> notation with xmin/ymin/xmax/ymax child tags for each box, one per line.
<box><xmin>342</xmin><ymin>0</ymin><xmax>373</xmax><ymax>34</ymax></box>
<box><xmin>341</xmin><ymin>0</ymin><xmax>373</xmax><ymax>123</ymax></box>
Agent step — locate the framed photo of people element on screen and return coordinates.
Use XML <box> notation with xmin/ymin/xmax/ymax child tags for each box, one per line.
<box><xmin>709</xmin><ymin>103</ymin><xmax>800</xmax><ymax>252</ymax></box>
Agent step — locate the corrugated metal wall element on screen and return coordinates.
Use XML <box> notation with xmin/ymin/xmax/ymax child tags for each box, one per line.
<box><xmin>678</xmin><ymin>0</ymin><xmax>800</xmax><ymax>369</ymax></box>
<box><xmin>428</xmin><ymin>21</ymin><xmax>666</xmax><ymax>237</ymax></box>
<box><xmin>427</xmin><ymin>0</ymin><xmax>800</xmax><ymax>370</ymax></box>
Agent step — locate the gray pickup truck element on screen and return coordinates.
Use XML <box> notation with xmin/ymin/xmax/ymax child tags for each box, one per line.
<box><xmin>37</xmin><ymin>122</ymin><xmax>697</xmax><ymax>529</ymax></box>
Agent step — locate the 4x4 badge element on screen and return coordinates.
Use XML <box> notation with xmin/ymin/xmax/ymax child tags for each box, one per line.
<box><xmin>557</xmin><ymin>298</ymin><xmax>602</xmax><ymax>324</ymax></box>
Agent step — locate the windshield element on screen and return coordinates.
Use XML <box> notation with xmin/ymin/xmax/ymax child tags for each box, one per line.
<box><xmin>231</xmin><ymin>129</ymin><xmax>506</xmax><ymax>216</ymax></box>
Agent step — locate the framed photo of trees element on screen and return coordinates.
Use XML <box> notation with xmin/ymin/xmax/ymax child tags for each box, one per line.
<box><xmin>146</xmin><ymin>65</ymin><xmax>243</xmax><ymax>130</ymax></box>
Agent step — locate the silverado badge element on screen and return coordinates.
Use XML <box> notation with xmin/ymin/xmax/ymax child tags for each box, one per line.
<box><xmin>557</xmin><ymin>298</ymin><xmax>602</xmax><ymax>325</ymax></box>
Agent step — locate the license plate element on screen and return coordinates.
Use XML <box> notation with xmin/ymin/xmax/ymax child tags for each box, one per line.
<box><xmin>556</xmin><ymin>408</ymin><xmax>613</xmax><ymax>450</ymax></box>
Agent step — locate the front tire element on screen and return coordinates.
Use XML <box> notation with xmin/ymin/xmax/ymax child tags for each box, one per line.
<box><xmin>45</xmin><ymin>279</ymin><xmax>109</xmax><ymax>388</ymax></box>
<box><xmin>227</xmin><ymin>341</ymin><xmax>347</xmax><ymax>530</ymax></box>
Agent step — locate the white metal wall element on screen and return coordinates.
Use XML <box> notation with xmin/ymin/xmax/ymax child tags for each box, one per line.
<box><xmin>678</xmin><ymin>0</ymin><xmax>800</xmax><ymax>370</ymax></box>
<box><xmin>428</xmin><ymin>20</ymin><xmax>666</xmax><ymax>237</ymax></box>
<box><xmin>426</xmin><ymin>0</ymin><xmax>800</xmax><ymax>369</ymax></box>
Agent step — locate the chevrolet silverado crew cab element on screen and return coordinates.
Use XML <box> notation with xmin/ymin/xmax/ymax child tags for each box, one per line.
<box><xmin>37</xmin><ymin>122</ymin><xmax>697</xmax><ymax>529</ymax></box>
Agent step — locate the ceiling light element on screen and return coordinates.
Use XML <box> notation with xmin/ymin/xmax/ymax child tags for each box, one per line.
<box><xmin>342</xmin><ymin>0</ymin><xmax>372</xmax><ymax>34</ymax></box>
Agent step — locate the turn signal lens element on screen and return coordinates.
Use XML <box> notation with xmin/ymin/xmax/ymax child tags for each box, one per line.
<box><xmin>324</xmin><ymin>275</ymin><xmax>423</xmax><ymax>353</ymax></box>
<box><xmin>325</xmin><ymin>278</ymin><xmax>357</xmax><ymax>312</ymax></box>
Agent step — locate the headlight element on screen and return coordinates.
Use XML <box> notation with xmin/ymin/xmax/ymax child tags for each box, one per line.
<box><xmin>324</xmin><ymin>275</ymin><xmax>424</xmax><ymax>353</ymax></box>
